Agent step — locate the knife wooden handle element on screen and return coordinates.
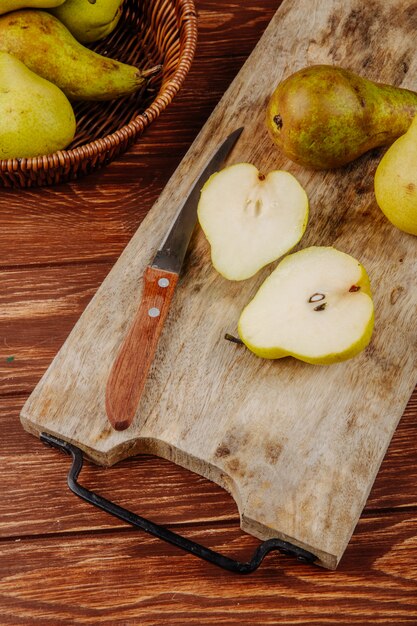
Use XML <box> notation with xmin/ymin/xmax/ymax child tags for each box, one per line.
<box><xmin>105</xmin><ymin>266</ymin><xmax>179</xmax><ymax>431</ymax></box>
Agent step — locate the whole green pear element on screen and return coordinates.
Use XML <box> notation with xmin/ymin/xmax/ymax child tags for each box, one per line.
<box><xmin>0</xmin><ymin>10</ymin><xmax>157</xmax><ymax>101</ymax></box>
<box><xmin>0</xmin><ymin>52</ymin><xmax>76</xmax><ymax>159</ymax></box>
<box><xmin>374</xmin><ymin>114</ymin><xmax>417</xmax><ymax>236</ymax></box>
<box><xmin>51</xmin><ymin>0</ymin><xmax>124</xmax><ymax>44</ymax></box>
<box><xmin>266</xmin><ymin>65</ymin><xmax>417</xmax><ymax>169</ymax></box>
<box><xmin>0</xmin><ymin>0</ymin><xmax>65</xmax><ymax>15</ymax></box>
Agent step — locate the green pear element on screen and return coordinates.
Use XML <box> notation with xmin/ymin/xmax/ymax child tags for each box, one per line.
<box><xmin>0</xmin><ymin>0</ymin><xmax>65</xmax><ymax>15</ymax></box>
<box><xmin>197</xmin><ymin>163</ymin><xmax>309</xmax><ymax>280</ymax></box>
<box><xmin>238</xmin><ymin>247</ymin><xmax>374</xmax><ymax>364</ymax></box>
<box><xmin>266</xmin><ymin>65</ymin><xmax>417</xmax><ymax>169</ymax></box>
<box><xmin>0</xmin><ymin>52</ymin><xmax>76</xmax><ymax>159</ymax></box>
<box><xmin>51</xmin><ymin>0</ymin><xmax>124</xmax><ymax>44</ymax></box>
<box><xmin>0</xmin><ymin>10</ymin><xmax>158</xmax><ymax>101</ymax></box>
<box><xmin>374</xmin><ymin>114</ymin><xmax>417</xmax><ymax>236</ymax></box>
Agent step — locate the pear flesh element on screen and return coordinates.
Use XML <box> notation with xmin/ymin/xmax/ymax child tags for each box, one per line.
<box><xmin>0</xmin><ymin>10</ymin><xmax>153</xmax><ymax>101</ymax></box>
<box><xmin>374</xmin><ymin>114</ymin><xmax>417</xmax><ymax>236</ymax></box>
<box><xmin>238</xmin><ymin>247</ymin><xmax>374</xmax><ymax>364</ymax></box>
<box><xmin>51</xmin><ymin>0</ymin><xmax>124</xmax><ymax>44</ymax></box>
<box><xmin>266</xmin><ymin>65</ymin><xmax>417</xmax><ymax>169</ymax></box>
<box><xmin>198</xmin><ymin>163</ymin><xmax>309</xmax><ymax>281</ymax></box>
<box><xmin>0</xmin><ymin>0</ymin><xmax>65</xmax><ymax>14</ymax></box>
<box><xmin>0</xmin><ymin>51</ymin><xmax>76</xmax><ymax>159</ymax></box>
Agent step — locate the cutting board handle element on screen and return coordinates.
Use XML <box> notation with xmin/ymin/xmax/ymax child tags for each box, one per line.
<box><xmin>105</xmin><ymin>266</ymin><xmax>179</xmax><ymax>431</ymax></box>
<box><xmin>40</xmin><ymin>431</ymin><xmax>317</xmax><ymax>572</ymax></box>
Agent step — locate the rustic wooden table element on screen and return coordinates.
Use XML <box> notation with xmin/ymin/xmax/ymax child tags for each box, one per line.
<box><xmin>1</xmin><ymin>1</ymin><xmax>416</xmax><ymax>623</ymax></box>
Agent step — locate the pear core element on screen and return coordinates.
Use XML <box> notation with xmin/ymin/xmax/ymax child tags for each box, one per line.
<box><xmin>238</xmin><ymin>247</ymin><xmax>374</xmax><ymax>364</ymax></box>
<box><xmin>197</xmin><ymin>163</ymin><xmax>309</xmax><ymax>281</ymax></box>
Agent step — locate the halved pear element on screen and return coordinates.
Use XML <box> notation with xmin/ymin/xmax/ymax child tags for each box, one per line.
<box><xmin>238</xmin><ymin>247</ymin><xmax>374</xmax><ymax>364</ymax></box>
<box><xmin>197</xmin><ymin>163</ymin><xmax>309</xmax><ymax>280</ymax></box>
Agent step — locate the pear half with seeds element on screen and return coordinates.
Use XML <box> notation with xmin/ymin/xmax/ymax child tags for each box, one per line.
<box><xmin>238</xmin><ymin>247</ymin><xmax>374</xmax><ymax>364</ymax></box>
<box><xmin>197</xmin><ymin>163</ymin><xmax>309</xmax><ymax>280</ymax></box>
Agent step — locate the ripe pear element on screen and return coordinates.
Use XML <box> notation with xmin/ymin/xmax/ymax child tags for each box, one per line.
<box><xmin>374</xmin><ymin>114</ymin><xmax>417</xmax><ymax>235</ymax></box>
<box><xmin>238</xmin><ymin>247</ymin><xmax>374</xmax><ymax>364</ymax></box>
<box><xmin>266</xmin><ymin>65</ymin><xmax>417</xmax><ymax>169</ymax></box>
<box><xmin>0</xmin><ymin>10</ymin><xmax>158</xmax><ymax>101</ymax></box>
<box><xmin>0</xmin><ymin>52</ymin><xmax>76</xmax><ymax>159</ymax></box>
<box><xmin>197</xmin><ymin>163</ymin><xmax>309</xmax><ymax>280</ymax></box>
<box><xmin>0</xmin><ymin>0</ymin><xmax>65</xmax><ymax>15</ymax></box>
<box><xmin>51</xmin><ymin>0</ymin><xmax>124</xmax><ymax>44</ymax></box>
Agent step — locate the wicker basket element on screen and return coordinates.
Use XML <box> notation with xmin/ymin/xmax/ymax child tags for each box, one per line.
<box><xmin>0</xmin><ymin>0</ymin><xmax>197</xmax><ymax>188</ymax></box>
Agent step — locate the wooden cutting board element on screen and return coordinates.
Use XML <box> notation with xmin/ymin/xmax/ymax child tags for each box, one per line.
<box><xmin>21</xmin><ymin>0</ymin><xmax>417</xmax><ymax>569</ymax></box>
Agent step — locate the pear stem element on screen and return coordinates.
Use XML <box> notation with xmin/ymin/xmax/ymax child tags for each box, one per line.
<box><xmin>142</xmin><ymin>65</ymin><xmax>163</xmax><ymax>79</ymax></box>
<box><xmin>224</xmin><ymin>333</ymin><xmax>244</xmax><ymax>345</ymax></box>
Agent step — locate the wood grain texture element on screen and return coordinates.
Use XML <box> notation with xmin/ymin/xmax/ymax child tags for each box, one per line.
<box><xmin>1</xmin><ymin>0</ymin><xmax>417</xmax><ymax>621</ymax></box>
<box><xmin>0</xmin><ymin>263</ymin><xmax>113</xmax><ymax>395</ymax></box>
<box><xmin>21</xmin><ymin>0</ymin><xmax>417</xmax><ymax>569</ymax></box>
<box><xmin>1</xmin><ymin>514</ymin><xmax>417</xmax><ymax>625</ymax></box>
<box><xmin>1</xmin><ymin>393</ymin><xmax>417</xmax><ymax>539</ymax></box>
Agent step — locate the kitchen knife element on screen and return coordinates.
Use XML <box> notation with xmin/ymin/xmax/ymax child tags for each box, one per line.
<box><xmin>105</xmin><ymin>127</ymin><xmax>244</xmax><ymax>430</ymax></box>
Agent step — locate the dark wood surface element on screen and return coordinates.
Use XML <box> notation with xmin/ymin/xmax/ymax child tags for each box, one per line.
<box><xmin>1</xmin><ymin>1</ymin><xmax>416</xmax><ymax>623</ymax></box>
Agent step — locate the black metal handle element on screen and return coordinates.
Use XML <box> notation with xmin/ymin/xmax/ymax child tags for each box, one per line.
<box><xmin>41</xmin><ymin>432</ymin><xmax>317</xmax><ymax>574</ymax></box>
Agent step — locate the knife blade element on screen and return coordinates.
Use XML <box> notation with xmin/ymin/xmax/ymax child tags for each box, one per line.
<box><xmin>105</xmin><ymin>127</ymin><xmax>244</xmax><ymax>430</ymax></box>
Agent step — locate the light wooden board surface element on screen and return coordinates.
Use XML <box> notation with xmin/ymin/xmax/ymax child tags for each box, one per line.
<box><xmin>21</xmin><ymin>0</ymin><xmax>417</xmax><ymax>569</ymax></box>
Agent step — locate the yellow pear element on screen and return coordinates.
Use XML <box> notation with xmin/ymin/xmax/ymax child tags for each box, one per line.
<box><xmin>0</xmin><ymin>52</ymin><xmax>76</xmax><ymax>159</ymax></box>
<box><xmin>374</xmin><ymin>114</ymin><xmax>417</xmax><ymax>236</ymax></box>
<box><xmin>0</xmin><ymin>10</ymin><xmax>158</xmax><ymax>101</ymax></box>
<box><xmin>51</xmin><ymin>0</ymin><xmax>124</xmax><ymax>44</ymax></box>
<box><xmin>238</xmin><ymin>247</ymin><xmax>374</xmax><ymax>365</ymax></box>
<box><xmin>0</xmin><ymin>0</ymin><xmax>65</xmax><ymax>15</ymax></box>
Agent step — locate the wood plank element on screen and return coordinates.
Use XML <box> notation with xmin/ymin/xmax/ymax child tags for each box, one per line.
<box><xmin>21</xmin><ymin>0</ymin><xmax>417</xmax><ymax>569</ymax></box>
<box><xmin>0</xmin><ymin>264</ymin><xmax>114</xmax><ymax>395</ymax></box>
<box><xmin>0</xmin><ymin>513</ymin><xmax>416</xmax><ymax>624</ymax></box>
<box><xmin>195</xmin><ymin>0</ymin><xmax>280</xmax><ymax>58</ymax></box>
<box><xmin>0</xmin><ymin>178</ymin><xmax>157</xmax><ymax>269</ymax></box>
<box><xmin>2</xmin><ymin>392</ymin><xmax>416</xmax><ymax>537</ymax></box>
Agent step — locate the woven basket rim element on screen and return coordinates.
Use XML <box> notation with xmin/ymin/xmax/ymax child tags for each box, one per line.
<box><xmin>0</xmin><ymin>0</ymin><xmax>198</xmax><ymax>173</ymax></box>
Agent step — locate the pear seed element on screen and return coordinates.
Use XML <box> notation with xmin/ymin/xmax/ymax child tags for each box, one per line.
<box><xmin>349</xmin><ymin>285</ymin><xmax>361</xmax><ymax>292</ymax></box>
<box><xmin>314</xmin><ymin>302</ymin><xmax>327</xmax><ymax>311</ymax></box>
<box><xmin>254</xmin><ymin>199</ymin><xmax>262</xmax><ymax>216</ymax></box>
<box><xmin>308</xmin><ymin>292</ymin><xmax>325</xmax><ymax>303</ymax></box>
<box><xmin>273</xmin><ymin>114</ymin><xmax>283</xmax><ymax>129</ymax></box>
